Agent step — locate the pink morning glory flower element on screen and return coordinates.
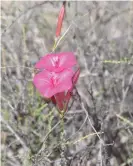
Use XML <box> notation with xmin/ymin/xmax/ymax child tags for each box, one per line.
<box><xmin>33</xmin><ymin>68</ymin><xmax>74</xmax><ymax>98</ymax></box>
<box><xmin>51</xmin><ymin>68</ymin><xmax>80</xmax><ymax>111</ymax></box>
<box><xmin>35</xmin><ymin>52</ymin><xmax>77</xmax><ymax>72</ymax></box>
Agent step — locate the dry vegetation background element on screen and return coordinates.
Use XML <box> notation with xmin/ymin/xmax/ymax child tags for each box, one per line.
<box><xmin>1</xmin><ymin>1</ymin><xmax>133</xmax><ymax>166</ymax></box>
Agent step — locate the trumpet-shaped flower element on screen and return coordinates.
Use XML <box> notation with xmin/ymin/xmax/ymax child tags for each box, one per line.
<box><xmin>51</xmin><ymin>68</ymin><xmax>80</xmax><ymax>111</ymax></box>
<box><xmin>33</xmin><ymin>51</ymin><xmax>80</xmax><ymax>112</ymax></box>
<box><xmin>35</xmin><ymin>52</ymin><xmax>77</xmax><ymax>72</ymax></box>
<box><xmin>33</xmin><ymin>68</ymin><xmax>74</xmax><ymax>98</ymax></box>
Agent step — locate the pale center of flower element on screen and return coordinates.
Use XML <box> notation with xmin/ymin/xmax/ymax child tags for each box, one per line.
<box><xmin>51</xmin><ymin>74</ymin><xmax>59</xmax><ymax>87</ymax></box>
<box><xmin>51</xmin><ymin>56</ymin><xmax>60</xmax><ymax>68</ymax></box>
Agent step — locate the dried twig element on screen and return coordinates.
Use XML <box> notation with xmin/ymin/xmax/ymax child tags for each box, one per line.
<box><xmin>1</xmin><ymin>116</ymin><xmax>30</xmax><ymax>151</ymax></box>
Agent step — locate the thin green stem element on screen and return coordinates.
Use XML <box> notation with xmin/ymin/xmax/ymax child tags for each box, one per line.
<box><xmin>60</xmin><ymin>112</ymin><xmax>67</xmax><ymax>166</ymax></box>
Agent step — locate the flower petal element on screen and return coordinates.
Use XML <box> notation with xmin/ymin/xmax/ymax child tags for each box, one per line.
<box><xmin>55</xmin><ymin>69</ymin><xmax>74</xmax><ymax>92</ymax></box>
<box><xmin>35</xmin><ymin>52</ymin><xmax>77</xmax><ymax>72</ymax></box>
<box><xmin>33</xmin><ymin>71</ymin><xmax>53</xmax><ymax>98</ymax></box>
<box><xmin>58</xmin><ymin>52</ymin><xmax>77</xmax><ymax>69</ymax></box>
<box><xmin>35</xmin><ymin>54</ymin><xmax>55</xmax><ymax>71</ymax></box>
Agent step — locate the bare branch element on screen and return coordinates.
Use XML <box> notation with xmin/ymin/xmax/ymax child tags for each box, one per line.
<box><xmin>1</xmin><ymin>116</ymin><xmax>30</xmax><ymax>151</ymax></box>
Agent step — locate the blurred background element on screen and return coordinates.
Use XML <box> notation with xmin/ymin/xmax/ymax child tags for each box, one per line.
<box><xmin>1</xmin><ymin>1</ymin><xmax>133</xmax><ymax>166</ymax></box>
